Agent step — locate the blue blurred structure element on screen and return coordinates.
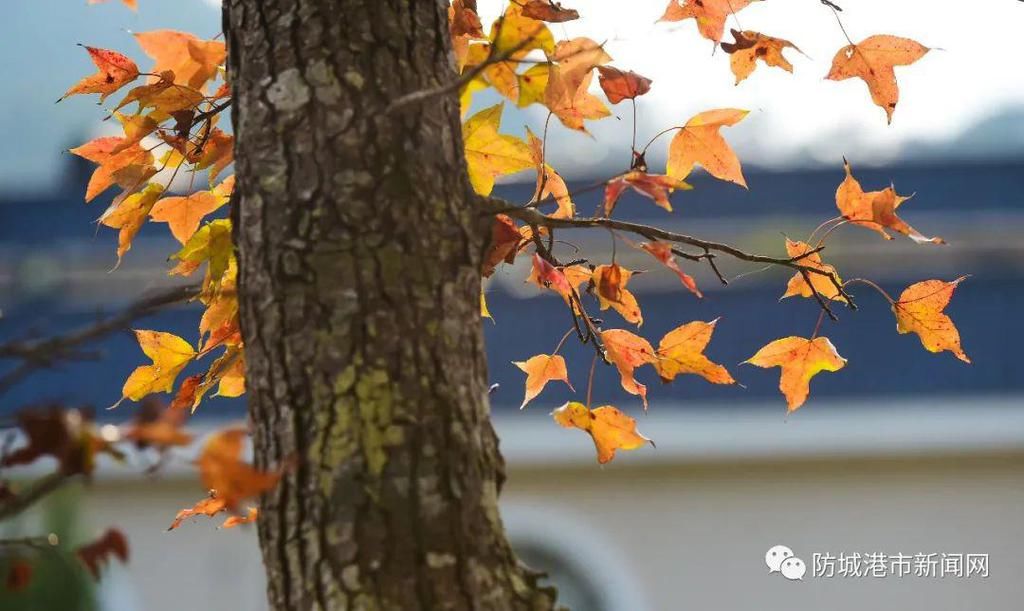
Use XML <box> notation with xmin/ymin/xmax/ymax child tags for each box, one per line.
<box><xmin>1</xmin><ymin>156</ymin><xmax>1022</xmax><ymax>419</ymax></box>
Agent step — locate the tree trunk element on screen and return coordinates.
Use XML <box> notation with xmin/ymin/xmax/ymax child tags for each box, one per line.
<box><xmin>225</xmin><ymin>1</ymin><xmax>556</xmax><ymax>609</ymax></box>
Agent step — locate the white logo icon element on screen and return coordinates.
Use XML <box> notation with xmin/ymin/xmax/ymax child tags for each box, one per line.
<box><xmin>780</xmin><ymin>556</ymin><xmax>806</xmax><ymax>580</ymax></box>
<box><xmin>766</xmin><ymin>545</ymin><xmax>805</xmax><ymax>581</ymax></box>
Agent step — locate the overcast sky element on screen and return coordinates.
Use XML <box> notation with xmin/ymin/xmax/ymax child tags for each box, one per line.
<box><xmin>1</xmin><ymin>0</ymin><xmax>1021</xmax><ymax>193</ymax></box>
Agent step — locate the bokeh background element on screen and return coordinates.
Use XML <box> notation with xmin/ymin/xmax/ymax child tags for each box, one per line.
<box><xmin>1</xmin><ymin>0</ymin><xmax>1022</xmax><ymax>609</ymax></box>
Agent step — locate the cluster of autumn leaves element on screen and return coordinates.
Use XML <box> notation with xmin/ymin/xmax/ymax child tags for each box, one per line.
<box><xmin>459</xmin><ymin>1</ymin><xmax>967</xmax><ymax>463</ymax></box>
<box><xmin>22</xmin><ymin>25</ymin><xmax>281</xmax><ymax>540</ymax></box>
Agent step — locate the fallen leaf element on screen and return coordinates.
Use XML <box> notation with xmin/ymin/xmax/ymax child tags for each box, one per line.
<box><xmin>593</xmin><ymin>264</ymin><xmax>643</xmax><ymax>325</ymax></box>
<box><xmin>596</xmin><ymin>66</ymin><xmax>653</xmax><ymax>103</ymax></box>
<box><xmin>552</xmin><ymin>402</ymin><xmax>653</xmax><ymax>463</ymax></box>
<box><xmin>655</xmin><ymin>319</ymin><xmax>735</xmax><ymax>385</ymax></box>
<box><xmin>780</xmin><ymin>238</ymin><xmax>846</xmax><ymax>303</ymax></box>
<box><xmin>659</xmin><ymin>0</ymin><xmax>755</xmax><ymax>43</ymax></box>
<box><xmin>120</xmin><ymin>330</ymin><xmax>197</xmax><ymax>403</ymax></box>
<box><xmin>721</xmin><ymin>29</ymin><xmax>800</xmax><ymax>84</ymax></box>
<box><xmin>604</xmin><ymin>171</ymin><xmax>692</xmax><ymax>215</ymax></box>
<box><xmin>638</xmin><ymin>241</ymin><xmax>702</xmax><ymax>298</ymax></box>
<box><xmin>60</xmin><ymin>46</ymin><xmax>139</xmax><ymax>102</ymax></box>
<box><xmin>462</xmin><ymin>103</ymin><xmax>533</xmax><ymax>196</ymax></box>
<box><xmin>892</xmin><ymin>277</ymin><xmax>970</xmax><ymax>363</ymax></box>
<box><xmin>514</xmin><ymin>354</ymin><xmax>574</xmax><ymax>409</ymax></box>
<box><xmin>835</xmin><ymin>160</ymin><xmax>943</xmax><ymax>244</ymax></box>
<box><xmin>600</xmin><ymin>329</ymin><xmax>657</xmax><ymax>409</ymax></box>
<box><xmin>744</xmin><ymin>336</ymin><xmax>846</xmax><ymax>412</ymax></box>
<box><xmin>75</xmin><ymin>529</ymin><xmax>128</xmax><ymax>580</ymax></box>
<box><xmin>666</xmin><ymin>108</ymin><xmax>748</xmax><ymax>187</ymax></box>
<box><xmin>826</xmin><ymin>35</ymin><xmax>929</xmax><ymax>123</ymax></box>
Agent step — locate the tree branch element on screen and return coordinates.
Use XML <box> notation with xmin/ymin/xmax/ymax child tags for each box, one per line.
<box><xmin>494</xmin><ymin>202</ymin><xmax>857</xmax><ymax>311</ymax></box>
<box><xmin>0</xmin><ymin>473</ymin><xmax>77</xmax><ymax>522</ymax></box>
<box><xmin>0</xmin><ymin>284</ymin><xmax>201</xmax><ymax>394</ymax></box>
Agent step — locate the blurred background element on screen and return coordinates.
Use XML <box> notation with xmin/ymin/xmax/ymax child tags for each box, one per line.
<box><xmin>1</xmin><ymin>0</ymin><xmax>1022</xmax><ymax>609</ymax></box>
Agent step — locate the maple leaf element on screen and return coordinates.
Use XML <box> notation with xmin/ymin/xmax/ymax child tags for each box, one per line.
<box><xmin>526</xmin><ymin>127</ymin><xmax>573</xmax><ymax>218</ymax></box>
<box><xmin>655</xmin><ymin>319</ymin><xmax>735</xmax><ymax>385</ymax></box>
<box><xmin>191</xmin><ymin>347</ymin><xmax>246</xmax><ymax>410</ymax></box>
<box><xmin>600</xmin><ymin>329</ymin><xmax>657</xmax><ymax>409</ymax></box>
<box><xmin>826</xmin><ymin>35</ymin><xmax>929</xmax><ymax>124</ymax></box>
<box><xmin>122</xmin><ymin>393</ymin><xmax>193</xmax><ymax>451</ymax></box>
<box><xmin>99</xmin><ymin>183</ymin><xmax>164</xmax><ymax>263</ymax></box>
<box><xmin>721</xmin><ymin>29</ymin><xmax>801</xmax><ymax>85</ymax></box>
<box><xmin>780</xmin><ymin>239</ymin><xmax>846</xmax><ymax>303</ymax></box>
<box><xmin>521</xmin><ymin>0</ymin><xmax>579</xmax><ymax>23</ymax></box>
<box><xmin>110</xmin><ymin>70</ymin><xmax>176</xmax><ymax>113</ymax></box>
<box><xmin>744</xmin><ymin>336</ymin><xmax>846</xmax><ymax>412</ymax></box>
<box><xmin>150</xmin><ymin>190</ymin><xmax>229</xmax><ymax>244</ymax></box>
<box><xmin>194</xmin><ymin>129</ymin><xmax>234</xmax><ymax>185</ymax></box>
<box><xmin>69</xmin><ymin>138</ymin><xmax>156</xmax><ymax>203</ymax></box>
<box><xmin>516</xmin><ymin>64</ymin><xmax>550</xmax><ymax>108</ymax></box>
<box><xmin>835</xmin><ymin>160</ymin><xmax>943</xmax><ymax>244</ymax></box>
<box><xmin>88</xmin><ymin>0</ymin><xmax>138</xmax><ymax>9</ymax></box>
<box><xmin>544</xmin><ymin>38</ymin><xmax>613</xmax><ymax>131</ymax></box>
<box><xmin>638</xmin><ymin>241</ymin><xmax>702</xmax><ymax>298</ymax></box>
<box><xmin>222</xmin><ymin>507</ymin><xmax>259</xmax><ymax>529</ymax></box>
<box><xmin>659</xmin><ymin>0</ymin><xmax>755</xmax><ymax>43</ymax></box>
<box><xmin>119</xmin><ymin>330</ymin><xmax>197</xmax><ymax>403</ymax></box>
<box><xmin>169</xmin><ymin>493</ymin><xmax>228</xmax><ymax>530</ymax></box>
<box><xmin>596</xmin><ymin>66</ymin><xmax>653</xmax><ymax>104</ymax></box>
<box><xmin>527</xmin><ymin>255</ymin><xmax>592</xmax><ymax>311</ymax></box>
<box><xmin>1</xmin><ymin>406</ymin><xmax>123</xmax><ymax>476</ymax></box>
<box><xmin>171</xmin><ymin>220</ymin><xmax>234</xmax><ymax>285</ymax></box>
<box><xmin>604</xmin><ymin>171</ymin><xmax>692</xmax><ymax>215</ymax></box>
<box><xmin>892</xmin><ymin>277</ymin><xmax>970</xmax><ymax>363</ymax></box>
<box><xmin>552</xmin><ymin>402</ymin><xmax>653</xmax><ymax>464</ymax></box>
<box><xmin>482</xmin><ymin>214</ymin><xmax>523</xmax><ymax>277</ymax></box>
<box><xmin>593</xmin><ymin>264</ymin><xmax>643</xmax><ymax>326</ymax></box>
<box><xmin>481</xmin><ymin>291</ymin><xmax>493</xmax><ymax>320</ymax></box>
<box><xmin>60</xmin><ymin>46</ymin><xmax>139</xmax><ymax>102</ymax></box>
<box><xmin>462</xmin><ymin>103</ymin><xmax>533</xmax><ymax>196</ymax></box>
<box><xmin>666</xmin><ymin>108</ymin><xmax>748</xmax><ymax>188</ymax></box>
<box><xmin>75</xmin><ymin>529</ymin><xmax>129</xmax><ymax>580</ymax></box>
<box><xmin>492</xmin><ymin>3</ymin><xmax>556</xmax><ymax>59</ymax></box>
<box><xmin>135</xmin><ymin>30</ymin><xmax>226</xmax><ymax>90</ymax></box>
<box><xmin>170</xmin><ymin>428</ymin><xmax>281</xmax><ymax>530</ymax></box>
<box><xmin>514</xmin><ymin>354</ymin><xmax>574</xmax><ymax>409</ymax></box>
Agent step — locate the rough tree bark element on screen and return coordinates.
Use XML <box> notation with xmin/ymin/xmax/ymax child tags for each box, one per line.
<box><xmin>225</xmin><ymin>1</ymin><xmax>557</xmax><ymax>609</ymax></box>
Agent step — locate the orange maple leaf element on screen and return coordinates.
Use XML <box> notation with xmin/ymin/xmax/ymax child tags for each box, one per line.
<box><xmin>835</xmin><ymin>160</ymin><xmax>943</xmax><ymax>244</ymax></box>
<box><xmin>526</xmin><ymin>127</ymin><xmax>574</xmax><ymax>218</ymax></box>
<box><xmin>892</xmin><ymin>277</ymin><xmax>970</xmax><ymax>363</ymax></box>
<box><xmin>659</xmin><ymin>0</ymin><xmax>755</xmax><ymax>43</ymax></box>
<box><xmin>721</xmin><ymin>29</ymin><xmax>801</xmax><ymax>84</ymax></box>
<box><xmin>149</xmin><ymin>190</ymin><xmax>229</xmax><ymax>244</ymax></box>
<box><xmin>596</xmin><ymin>66</ymin><xmax>653</xmax><ymax>104</ymax></box>
<box><xmin>528</xmin><ymin>255</ymin><xmax>592</xmax><ymax>310</ymax></box>
<box><xmin>544</xmin><ymin>38</ymin><xmax>613</xmax><ymax>131</ymax></box>
<box><xmin>592</xmin><ymin>264</ymin><xmax>643</xmax><ymax>326</ymax></box>
<box><xmin>60</xmin><ymin>46</ymin><xmax>139</xmax><ymax>102</ymax></box>
<box><xmin>99</xmin><ymin>183</ymin><xmax>164</xmax><ymax>262</ymax></box>
<box><xmin>552</xmin><ymin>402</ymin><xmax>653</xmax><ymax>464</ymax></box>
<box><xmin>604</xmin><ymin>171</ymin><xmax>692</xmax><ymax>216</ymax></box>
<box><xmin>600</xmin><ymin>329</ymin><xmax>657</xmax><ymax>409</ymax></box>
<box><xmin>118</xmin><ymin>330</ymin><xmax>197</xmax><ymax>404</ymax></box>
<box><xmin>780</xmin><ymin>239</ymin><xmax>846</xmax><ymax>303</ymax></box>
<box><xmin>135</xmin><ymin>30</ymin><xmax>226</xmax><ymax>90</ymax></box>
<box><xmin>655</xmin><ymin>319</ymin><xmax>735</xmax><ymax>385</ymax></box>
<box><xmin>638</xmin><ymin>241</ymin><xmax>702</xmax><ymax>298</ymax></box>
<box><xmin>666</xmin><ymin>108</ymin><xmax>748</xmax><ymax>188</ymax></box>
<box><xmin>744</xmin><ymin>336</ymin><xmax>847</xmax><ymax>412</ymax></box>
<box><xmin>514</xmin><ymin>354</ymin><xmax>574</xmax><ymax>409</ymax></box>
<box><xmin>826</xmin><ymin>35</ymin><xmax>929</xmax><ymax>124</ymax></box>
<box><xmin>75</xmin><ymin>529</ymin><xmax>129</xmax><ymax>580</ymax></box>
<box><xmin>69</xmin><ymin>137</ymin><xmax>156</xmax><ymax>203</ymax></box>
<box><xmin>222</xmin><ymin>507</ymin><xmax>259</xmax><ymax>529</ymax></box>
